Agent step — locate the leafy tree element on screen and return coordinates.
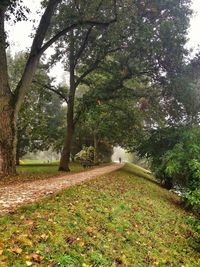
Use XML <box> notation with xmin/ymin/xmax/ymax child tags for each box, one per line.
<box><xmin>8</xmin><ymin>52</ymin><xmax>66</xmax><ymax>164</ymax></box>
<box><xmin>0</xmin><ymin>0</ymin><xmax>117</xmax><ymax>176</ymax></box>
<box><xmin>40</xmin><ymin>0</ymin><xmax>192</xmax><ymax>172</ymax></box>
<box><xmin>127</xmin><ymin>46</ymin><xmax>200</xmax><ymax>188</ymax></box>
<box><xmin>45</xmin><ymin>0</ymin><xmax>120</xmax><ymax>171</ymax></box>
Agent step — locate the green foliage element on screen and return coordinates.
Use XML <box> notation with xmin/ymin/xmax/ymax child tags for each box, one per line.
<box><xmin>131</xmin><ymin>127</ymin><xmax>180</xmax><ymax>188</ymax></box>
<box><xmin>132</xmin><ymin>126</ymin><xmax>200</xmax><ymax>190</ymax></box>
<box><xmin>133</xmin><ymin>125</ymin><xmax>200</xmax><ymax>214</ymax></box>
<box><xmin>164</xmin><ymin>127</ymin><xmax>200</xmax><ymax>188</ymax></box>
<box><xmin>4</xmin><ymin>0</ymin><xmax>30</xmax><ymax>23</ymax></box>
<box><xmin>184</xmin><ymin>189</ymin><xmax>200</xmax><ymax>212</ymax></box>
<box><xmin>188</xmin><ymin>216</ymin><xmax>200</xmax><ymax>234</ymax></box>
<box><xmin>75</xmin><ymin>146</ymin><xmax>94</xmax><ymax>163</ymax></box>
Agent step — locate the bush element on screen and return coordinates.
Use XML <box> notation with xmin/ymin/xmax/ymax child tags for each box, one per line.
<box><xmin>132</xmin><ymin>126</ymin><xmax>200</xmax><ymax>193</ymax></box>
<box><xmin>183</xmin><ymin>189</ymin><xmax>200</xmax><ymax>213</ymax></box>
<box><xmin>164</xmin><ymin>130</ymin><xmax>200</xmax><ymax>189</ymax></box>
<box><xmin>75</xmin><ymin>146</ymin><xmax>94</xmax><ymax>163</ymax></box>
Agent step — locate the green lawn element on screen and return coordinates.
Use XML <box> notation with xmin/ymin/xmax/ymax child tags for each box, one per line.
<box><xmin>0</xmin><ymin>164</ymin><xmax>199</xmax><ymax>266</ymax></box>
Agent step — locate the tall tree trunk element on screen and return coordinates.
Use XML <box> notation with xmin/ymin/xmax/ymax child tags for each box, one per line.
<box><xmin>0</xmin><ymin>102</ymin><xmax>17</xmax><ymax>176</ymax></box>
<box><xmin>59</xmin><ymin>31</ymin><xmax>76</xmax><ymax>171</ymax></box>
<box><xmin>0</xmin><ymin>7</ymin><xmax>17</xmax><ymax>176</ymax></box>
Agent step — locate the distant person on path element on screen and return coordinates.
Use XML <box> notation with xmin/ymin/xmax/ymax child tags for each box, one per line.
<box><xmin>119</xmin><ymin>157</ymin><xmax>122</xmax><ymax>163</ymax></box>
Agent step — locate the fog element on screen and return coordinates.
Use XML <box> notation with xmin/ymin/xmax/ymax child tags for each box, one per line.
<box><xmin>112</xmin><ymin>146</ymin><xmax>133</xmax><ymax>163</ymax></box>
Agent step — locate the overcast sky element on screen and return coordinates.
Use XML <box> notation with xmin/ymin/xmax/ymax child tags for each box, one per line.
<box><xmin>187</xmin><ymin>0</ymin><xmax>200</xmax><ymax>50</ymax></box>
<box><xmin>6</xmin><ymin>0</ymin><xmax>200</xmax><ymax>82</ymax></box>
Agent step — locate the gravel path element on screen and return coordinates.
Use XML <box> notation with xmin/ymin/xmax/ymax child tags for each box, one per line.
<box><xmin>0</xmin><ymin>164</ymin><xmax>123</xmax><ymax>214</ymax></box>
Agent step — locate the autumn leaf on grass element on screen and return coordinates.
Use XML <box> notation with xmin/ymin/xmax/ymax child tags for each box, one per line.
<box><xmin>15</xmin><ymin>247</ymin><xmax>22</xmax><ymax>254</ymax></box>
<box><xmin>40</xmin><ymin>234</ymin><xmax>49</xmax><ymax>241</ymax></box>
<box><xmin>79</xmin><ymin>241</ymin><xmax>85</xmax><ymax>247</ymax></box>
<box><xmin>0</xmin><ymin>255</ymin><xmax>8</xmax><ymax>267</ymax></box>
<box><xmin>17</xmin><ymin>234</ymin><xmax>33</xmax><ymax>247</ymax></box>
<box><xmin>25</xmin><ymin>261</ymin><xmax>33</xmax><ymax>266</ymax></box>
<box><xmin>25</xmin><ymin>219</ymin><xmax>35</xmax><ymax>226</ymax></box>
<box><xmin>0</xmin><ymin>249</ymin><xmax>3</xmax><ymax>255</ymax></box>
<box><xmin>65</xmin><ymin>236</ymin><xmax>76</xmax><ymax>245</ymax></box>
<box><xmin>82</xmin><ymin>264</ymin><xmax>92</xmax><ymax>267</ymax></box>
<box><xmin>30</xmin><ymin>253</ymin><xmax>44</xmax><ymax>263</ymax></box>
<box><xmin>8</xmin><ymin>246</ymin><xmax>22</xmax><ymax>254</ymax></box>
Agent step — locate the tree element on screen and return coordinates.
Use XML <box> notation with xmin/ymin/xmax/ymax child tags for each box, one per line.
<box><xmin>128</xmin><ymin>54</ymin><xmax>200</xmax><ymax>188</ymax></box>
<box><xmin>0</xmin><ymin>0</ymin><xmax>117</xmax><ymax>176</ymax></box>
<box><xmin>8</xmin><ymin>52</ymin><xmax>66</xmax><ymax>164</ymax></box>
<box><xmin>45</xmin><ymin>0</ymin><xmax>120</xmax><ymax>171</ymax></box>
<box><xmin>52</xmin><ymin>1</ymin><xmax>190</xmax><ymax>170</ymax></box>
<box><xmin>0</xmin><ymin>0</ymin><xmax>192</xmax><ymax>176</ymax></box>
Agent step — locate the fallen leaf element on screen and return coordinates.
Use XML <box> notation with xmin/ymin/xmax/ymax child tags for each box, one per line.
<box><xmin>40</xmin><ymin>234</ymin><xmax>49</xmax><ymax>241</ymax></box>
<box><xmin>30</xmin><ymin>253</ymin><xmax>44</xmax><ymax>262</ymax></box>
<box><xmin>26</xmin><ymin>261</ymin><xmax>33</xmax><ymax>266</ymax></box>
<box><xmin>13</xmin><ymin>247</ymin><xmax>23</xmax><ymax>254</ymax></box>
<box><xmin>79</xmin><ymin>241</ymin><xmax>85</xmax><ymax>247</ymax></box>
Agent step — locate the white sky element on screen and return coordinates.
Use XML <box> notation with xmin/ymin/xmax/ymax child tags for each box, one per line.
<box><xmin>6</xmin><ymin>0</ymin><xmax>200</xmax><ymax>82</ymax></box>
<box><xmin>187</xmin><ymin>0</ymin><xmax>200</xmax><ymax>51</ymax></box>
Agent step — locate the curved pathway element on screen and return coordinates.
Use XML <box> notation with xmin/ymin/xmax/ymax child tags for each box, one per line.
<box><xmin>0</xmin><ymin>164</ymin><xmax>123</xmax><ymax>215</ymax></box>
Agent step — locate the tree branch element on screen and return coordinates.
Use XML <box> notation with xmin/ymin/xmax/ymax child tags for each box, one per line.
<box><xmin>13</xmin><ymin>0</ymin><xmax>61</xmax><ymax>115</ymax></box>
<box><xmin>75</xmin><ymin>59</ymin><xmax>101</xmax><ymax>88</ymax></box>
<box><xmin>75</xmin><ymin>46</ymin><xmax>122</xmax><ymax>88</ymax></box>
<box><xmin>33</xmin><ymin>80</ymin><xmax>68</xmax><ymax>103</ymax></box>
<box><xmin>40</xmin><ymin>16</ymin><xmax>117</xmax><ymax>55</ymax></box>
<box><xmin>74</xmin><ymin>25</ymin><xmax>94</xmax><ymax>66</ymax></box>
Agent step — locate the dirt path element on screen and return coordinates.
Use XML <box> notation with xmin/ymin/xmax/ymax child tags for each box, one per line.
<box><xmin>0</xmin><ymin>164</ymin><xmax>123</xmax><ymax>215</ymax></box>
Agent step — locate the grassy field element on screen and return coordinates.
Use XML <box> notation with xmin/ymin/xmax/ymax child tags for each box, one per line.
<box><xmin>0</xmin><ymin>161</ymin><xmax>88</xmax><ymax>186</ymax></box>
<box><xmin>0</xmin><ymin>163</ymin><xmax>199</xmax><ymax>266</ymax></box>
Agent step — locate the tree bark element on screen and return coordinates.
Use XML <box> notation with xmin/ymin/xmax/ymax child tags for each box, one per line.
<box><xmin>0</xmin><ymin>102</ymin><xmax>17</xmax><ymax>176</ymax></box>
<box><xmin>59</xmin><ymin>31</ymin><xmax>76</xmax><ymax>171</ymax></box>
<box><xmin>0</xmin><ymin>7</ymin><xmax>17</xmax><ymax>176</ymax></box>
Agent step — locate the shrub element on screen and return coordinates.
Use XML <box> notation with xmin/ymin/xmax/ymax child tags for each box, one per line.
<box><xmin>183</xmin><ymin>189</ymin><xmax>200</xmax><ymax>213</ymax></box>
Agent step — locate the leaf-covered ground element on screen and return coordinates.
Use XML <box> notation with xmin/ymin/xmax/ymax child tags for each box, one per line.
<box><xmin>0</xmin><ymin>164</ymin><xmax>199</xmax><ymax>266</ymax></box>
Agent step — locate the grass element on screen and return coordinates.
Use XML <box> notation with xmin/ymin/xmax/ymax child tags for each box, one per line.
<box><xmin>0</xmin><ymin>161</ymin><xmax>90</xmax><ymax>186</ymax></box>
<box><xmin>0</xmin><ymin>163</ymin><xmax>199</xmax><ymax>266</ymax></box>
